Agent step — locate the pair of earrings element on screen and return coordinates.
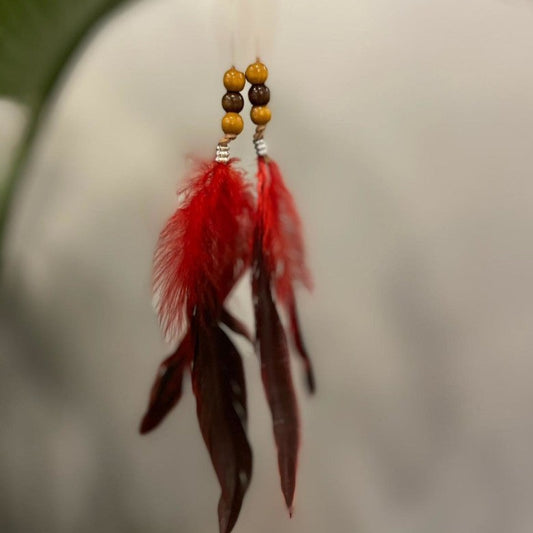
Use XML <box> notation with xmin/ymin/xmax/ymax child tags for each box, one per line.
<box><xmin>140</xmin><ymin>60</ymin><xmax>315</xmax><ymax>533</ymax></box>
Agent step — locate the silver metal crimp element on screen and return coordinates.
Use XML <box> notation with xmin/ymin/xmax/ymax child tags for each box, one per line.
<box><xmin>215</xmin><ymin>143</ymin><xmax>230</xmax><ymax>163</ymax></box>
<box><xmin>253</xmin><ymin>138</ymin><xmax>268</xmax><ymax>157</ymax></box>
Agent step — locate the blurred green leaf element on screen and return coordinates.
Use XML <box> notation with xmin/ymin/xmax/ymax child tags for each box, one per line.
<box><xmin>0</xmin><ymin>0</ymin><xmax>133</xmax><ymax>272</ymax></box>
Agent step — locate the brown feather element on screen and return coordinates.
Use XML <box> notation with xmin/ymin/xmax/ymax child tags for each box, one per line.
<box><xmin>139</xmin><ymin>332</ymin><xmax>192</xmax><ymax>434</ymax></box>
<box><xmin>253</xmin><ymin>240</ymin><xmax>300</xmax><ymax>513</ymax></box>
<box><xmin>192</xmin><ymin>317</ymin><xmax>252</xmax><ymax>533</ymax></box>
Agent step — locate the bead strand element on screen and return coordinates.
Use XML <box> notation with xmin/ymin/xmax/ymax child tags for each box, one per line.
<box><xmin>246</xmin><ymin>61</ymin><xmax>272</xmax><ymax>127</ymax></box>
<box><xmin>217</xmin><ymin>67</ymin><xmax>246</xmax><ymax>162</ymax></box>
<box><xmin>221</xmin><ymin>67</ymin><xmax>245</xmax><ymax>136</ymax></box>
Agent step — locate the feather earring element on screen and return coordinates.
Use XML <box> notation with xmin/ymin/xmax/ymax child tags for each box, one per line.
<box><xmin>140</xmin><ymin>66</ymin><xmax>254</xmax><ymax>533</ymax></box>
<box><xmin>246</xmin><ymin>60</ymin><xmax>316</xmax><ymax>515</ymax></box>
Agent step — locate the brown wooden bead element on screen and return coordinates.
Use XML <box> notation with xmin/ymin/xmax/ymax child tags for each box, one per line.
<box><xmin>245</xmin><ymin>61</ymin><xmax>268</xmax><ymax>84</ymax></box>
<box><xmin>248</xmin><ymin>84</ymin><xmax>270</xmax><ymax>106</ymax></box>
<box><xmin>250</xmin><ymin>106</ymin><xmax>271</xmax><ymax>125</ymax></box>
<box><xmin>222</xmin><ymin>92</ymin><xmax>244</xmax><ymax>113</ymax></box>
<box><xmin>223</xmin><ymin>67</ymin><xmax>245</xmax><ymax>92</ymax></box>
<box><xmin>222</xmin><ymin>112</ymin><xmax>244</xmax><ymax>135</ymax></box>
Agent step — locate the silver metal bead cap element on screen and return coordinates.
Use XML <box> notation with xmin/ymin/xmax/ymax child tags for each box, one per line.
<box><xmin>253</xmin><ymin>138</ymin><xmax>268</xmax><ymax>157</ymax></box>
<box><xmin>215</xmin><ymin>144</ymin><xmax>230</xmax><ymax>163</ymax></box>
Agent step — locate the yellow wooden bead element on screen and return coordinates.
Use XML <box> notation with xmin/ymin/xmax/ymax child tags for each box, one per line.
<box><xmin>221</xmin><ymin>112</ymin><xmax>244</xmax><ymax>135</ymax></box>
<box><xmin>250</xmin><ymin>106</ymin><xmax>271</xmax><ymax>125</ymax></box>
<box><xmin>245</xmin><ymin>61</ymin><xmax>268</xmax><ymax>84</ymax></box>
<box><xmin>223</xmin><ymin>67</ymin><xmax>245</xmax><ymax>92</ymax></box>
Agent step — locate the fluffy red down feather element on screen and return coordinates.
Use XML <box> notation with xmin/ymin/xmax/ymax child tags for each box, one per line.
<box><xmin>257</xmin><ymin>157</ymin><xmax>312</xmax><ymax>306</ymax></box>
<box><xmin>153</xmin><ymin>160</ymin><xmax>254</xmax><ymax>341</ymax></box>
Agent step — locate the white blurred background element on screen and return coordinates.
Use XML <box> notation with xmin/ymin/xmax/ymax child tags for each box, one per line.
<box><xmin>3</xmin><ymin>0</ymin><xmax>533</xmax><ymax>531</ymax></box>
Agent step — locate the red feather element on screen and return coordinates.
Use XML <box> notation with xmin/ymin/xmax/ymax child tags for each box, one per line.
<box><xmin>142</xmin><ymin>152</ymin><xmax>261</xmax><ymax>532</ymax></box>
<box><xmin>257</xmin><ymin>157</ymin><xmax>312</xmax><ymax>306</ymax></box>
<box><xmin>153</xmin><ymin>160</ymin><xmax>254</xmax><ymax>341</ymax></box>
<box><xmin>256</xmin><ymin>157</ymin><xmax>315</xmax><ymax>393</ymax></box>
<box><xmin>252</xmin><ymin>156</ymin><xmax>316</xmax><ymax>514</ymax></box>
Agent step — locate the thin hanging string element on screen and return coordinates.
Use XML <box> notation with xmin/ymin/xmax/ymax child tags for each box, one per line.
<box><xmin>254</xmin><ymin>35</ymin><xmax>261</xmax><ymax>63</ymax></box>
<box><xmin>251</xmin><ymin>0</ymin><xmax>279</xmax><ymax>61</ymax></box>
<box><xmin>219</xmin><ymin>133</ymin><xmax>237</xmax><ymax>145</ymax></box>
<box><xmin>254</xmin><ymin>125</ymin><xmax>266</xmax><ymax>141</ymax></box>
<box><xmin>231</xmin><ymin>32</ymin><xmax>236</xmax><ymax>67</ymax></box>
<box><xmin>214</xmin><ymin>0</ymin><xmax>244</xmax><ymax>67</ymax></box>
<box><xmin>229</xmin><ymin>0</ymin><xmax>238</xmax><ymax>66</ymax></box>
<box><xmin>215</xmin><ymin>0</ymin><xmax>279</xmax><ymax>70</ymax></box>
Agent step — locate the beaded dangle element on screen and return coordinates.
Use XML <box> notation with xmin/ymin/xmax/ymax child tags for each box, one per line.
<box><xmin>140</xmin><ymin>67</ymin><xmax>254</xmax><ymax>533</ymax></box>
<box><xmin>246</xmin><ymin>60</ymin><xmax>316</xmax><ymax>515</ymax></box>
